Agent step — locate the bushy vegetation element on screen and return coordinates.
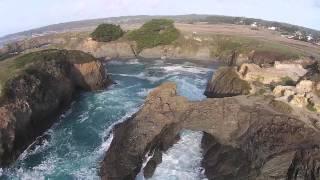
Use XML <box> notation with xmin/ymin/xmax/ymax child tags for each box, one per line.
<box><xmin>91</xmin><ymin>24</ymin><xmax>124</xmax><ymax>42</ymax></box>
<box><xmin>127</xmin><ymin>19</ymin><xmax>180</xmax><ymax>52</ymax></box>
<box><xmin>269</xmin><ymin>100</ymin><xmax>293</xmax><ymax>114</ymax></box>
<box><xmin>280</xmin><ymin>76</ymin><xmax>295</xmax><ymax>86</ymax></box>
<box><xmin>307</xmin><ymin>103</ymin><xmax>317</xmax><ymax>112</ymax></box>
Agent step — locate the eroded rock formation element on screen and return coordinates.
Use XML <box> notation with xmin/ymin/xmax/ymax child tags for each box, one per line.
<box><xmin>100</xmin><ymin>83</ymin><xmax>187</xmax><ymax>179</ymax></box>
<box><xmin>100</xmin><ymin>82</ymin><xmax>320</xmax><ymax>180</ymax></box>
<box><xmin>0</xmin><ymin>49</ymin><xmax>111</xmax><ymax>166</ymax></box>
<box><xmin>204</xmin><ymin>67</ymin><xmax>251</xmax><ymax>98</ymax></box>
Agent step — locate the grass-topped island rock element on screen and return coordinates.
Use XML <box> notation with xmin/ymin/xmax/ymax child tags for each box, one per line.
<box><xmin>0</xmin><ymin>49</ymin><xmax>111</xmax><ymax>166</ymax></box>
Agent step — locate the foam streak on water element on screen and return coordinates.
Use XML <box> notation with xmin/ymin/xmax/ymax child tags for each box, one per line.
<box><xmin>0</xmin><ymin>59</ymin><xmax>216</xmax><ymax>179</ymax></box>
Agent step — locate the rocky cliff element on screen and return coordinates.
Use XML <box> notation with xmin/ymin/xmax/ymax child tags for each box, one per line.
<box><xmin>100</xmin><ymin>83</ymin><xmax>187</xmax><ymax>179</ymax></box>
<box><xmin>72</xmin><ymin>38</ymin><xmax>215</xmax><ymax>61</ymax></box>
<box><xmin>0</xmin><ymin>49</ymin><xmax>111</xmax><ymax>166</ymax></box>
<box><xmin>100</xmin><ymin>82</ymin><xmax>320</xmax><ymax>180</ymax></box>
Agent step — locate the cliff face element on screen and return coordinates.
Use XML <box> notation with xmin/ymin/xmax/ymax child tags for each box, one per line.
<box><xmin>100</xmin><ymin>83</ymin><xmax>320</xmax><ymax>180</ymax></box>
<box><xmin>73</xmin><ymin>38</ymin><xmax>214</xmax><ymax>61</ymax></box>
<box><xmin>0</xmin><ymin>49</ymin><xmax>111</xmax><ymax>166</ymax></box>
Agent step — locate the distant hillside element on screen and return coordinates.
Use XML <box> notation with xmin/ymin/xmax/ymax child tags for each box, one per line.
<box><xmin>1</xmin><ymin>14</ymin><xmax>319</xmax><ymax>47</ymax></box>
<box><xmin>203</xmin><ymin>15</ymin><xmax>320</xmax><ymax>38</ymax></box>
<box><xmin>0</xmin><ymin>15</ymin><xmax>206</xmax><ymax>47</ymax></box>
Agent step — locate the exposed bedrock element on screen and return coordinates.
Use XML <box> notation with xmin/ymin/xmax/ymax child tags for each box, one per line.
<box><xmin>0</xmin><ymin>49</ymin><xmax>111</xmax><ymax>166</ymax></box>
<box><xmin>101</xmin><ymin>82</ymin><xmax>320</xmax><ymax>180</ymax></box>
<box><xmin>100</xmin><ymin>83</ymin><xmax>187</xmax><ymax>179</ymax></box>
<box><xmin>204</xmin><ymin>67</ymin><xmax>251</xmax><ymax>98</ymax></box>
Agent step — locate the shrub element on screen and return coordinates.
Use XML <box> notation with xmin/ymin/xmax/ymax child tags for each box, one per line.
<box><xmin>91</xmin><ymin>24</ymin><xmax>124</xmax><ymax>42</ymax></box>
<box><xmin>280</xmin><ymin>76</ymin><xmax>295</xmax><ymax>86</ymax></box>
<box><xmin>127</xmin><ymin>19</ymin><xmax>180</xmax><ymax>52</ymax></box>
<box><xmin>306</xmin><ymin>103</ymin><xmax>317</xmax><ymax>112</ymax></box>
<box><xmin>269</xmin><ymin>100</ymin><xmax>293</xmax><ymax>114</ymax></box>
<box><xmin>255</xmin><ymin>88</ymin><xmax>267</xmax><ymax>96</ymax></box>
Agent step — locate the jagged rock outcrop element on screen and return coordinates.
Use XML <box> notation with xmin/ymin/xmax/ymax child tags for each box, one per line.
<box><xmin>75</xmin><ymin>39</ymin><xmax>136</xmax><ymax>59</ymax></box>
<box><xmin>238</xmin><ymin>62</ymin><xmax>307</xmax><ymax>84</ymax></box>
<box><xmin>100</xmin><ymin>83</ymin><xmax>188</xmax><ymax>179</ymax></box>
<box><xmin>249</xmin><ymin>50</ymin><xmax>294</xmax><ymax>65</ymax></box>
<box><xmin>204</xmin><ymin>67</ymin><xmax>251</xmax><ymax>98</ymax></box>
<box><xmin>100</xmin><ymin>82</ymin><xmax>320</xmax><ymax>180</ymax></box>
<box><xmin>0</xmin><ymin>49</ymin><xmax>111</xmax><ymax>166</ymax></box>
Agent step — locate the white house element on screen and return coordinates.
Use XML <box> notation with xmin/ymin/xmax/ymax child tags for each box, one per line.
<box><xmin>268</xmin><ymin>26</ymin><xmax>277</xmax><ymax>31</ymax></box>
<box><xmin>287</xmin><ymin>35</ymin><xmax>295</xmax><ymax>39</ymax></box>
<box><xmin>251</xmin><ymin>22</ymin><xmax>258</xmax><ymax>27</ymax></box>
<box><xmin>307</xmin><ymin>35</ymin><xmax>313</xmax><ymax>41</ymax></box>
<box><xmin>193</xmin><ymin>37</ymin><xmax>202</xmax><ymax>42</ymax></box>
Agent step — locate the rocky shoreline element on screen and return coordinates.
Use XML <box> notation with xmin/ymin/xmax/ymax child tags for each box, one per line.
<box><xmin>0</xmin><ymin>42</ymin><xmax>319</xmax><ymax>179</ymax></box>
<box><xmin>0</xmin><ymin>49</ymin><xmax>111</xmax><ymax>166</ymax></box>
<box><xmin>100</xmin><ymin>57</ymin><xmax>320</xmax><ymax>179</ymax></box>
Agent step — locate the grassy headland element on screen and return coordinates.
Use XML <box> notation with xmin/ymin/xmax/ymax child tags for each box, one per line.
<box><xmin>0</xmin><ymin>49</ymin><xmax>96</xmax><ymax>96</ymax></box>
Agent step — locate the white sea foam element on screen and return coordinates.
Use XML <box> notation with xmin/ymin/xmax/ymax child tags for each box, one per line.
<box><xmin>137</xmin><ymin>88</ymin><xmax>154</xmax><ymax>97</ymax></box>
<box><xmin>169</xmin><ymin>77</ymin><xmax>207</xmax><ymax>101</ymax></box>
<box><xmin>108</xmin><ymin>61</ymin><xmax>123</xmax><ymax>65</ymax></box>
<box><xmin>149</xmin><ymin>130</ymin><xmax>207</xmax><ymax>180</ymax></box>
<box><xmin>161</xmin><ymin>65</ymin><xmax>210</xmax><ymax>74</ymax></box>
<box><xmin>18</xmin><ymin>138</ymin><xmax>50</xmax><ymax>161</ymax></box>
<box><xmin>96</xmin><ymin>106</ymin><xmax>141</xmax><ymax>155</ymax></box>
<box><xmin>154</xmin><ymin>60</ymin><xmax>165</xmax><ymax>65</ymax></box>
<box><xmin>136</xmin><ymin>150</ymin><xmax>155</xmax><ymax>180</ymax></box>
<box><xmin>9</xmin><ymin>155</ymin><xmax>58</xmax><ymax>180</ymax></box>
<box><xmin>127</xmin><ymin>59</ymin><xmax>141</xmax><ymax>64</ymax></box>
<box><xmin>78</xmin><ymin>111</ymin><xmax>89</xmax><ymax>123</ymax></box>
<box><xmin>112</xmin><ymin>72</ymin><xmax>167</xmax><ymax>83</ymax></box>
<box><xmin>112</xmin><ymin>72</ymin><xmax>145</xmax><ymax>78</ymax></box>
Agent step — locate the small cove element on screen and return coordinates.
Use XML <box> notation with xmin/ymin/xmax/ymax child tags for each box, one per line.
<box><xmin>0</xmin><ymin>59</ymin><xmax>218</xmax><ymax>179</ymax></box>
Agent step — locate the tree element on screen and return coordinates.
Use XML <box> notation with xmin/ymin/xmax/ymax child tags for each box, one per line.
<box><xmin>91</xmin><ymin>24</ymin><xmax>124</xmax><ymax>42</ymax></box>
<box><xmin>127</xmin><ymin>19</ymin><xmax>180</xmax><ymax>52</ymax></box>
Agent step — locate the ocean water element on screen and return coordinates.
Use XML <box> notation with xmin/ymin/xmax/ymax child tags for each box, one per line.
<box><xmin>0</xmin><ymin>59</ymin><xmax>216</xmax><ymax>180</ymax></box>
<box><xmin>147</xmin><ymin>130</ymin><xmax>207</xmax><ymax>180</ymax></box>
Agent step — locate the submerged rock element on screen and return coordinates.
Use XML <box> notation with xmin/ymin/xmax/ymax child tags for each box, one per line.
<box><xmin>0</xmin><ymin>49</ymin><xmax>111</xmax><ymax>166</ymax></box>
<box><xmin>101</xmin><ymin>82</ymin><xmax>320</xmax><ymax>180</ymax></box>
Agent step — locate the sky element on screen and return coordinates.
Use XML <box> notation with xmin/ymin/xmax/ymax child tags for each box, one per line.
<box><xmin>0</xmin><ymin>0</ymin><xmax>319</xmax><ymax>37</ymax></box>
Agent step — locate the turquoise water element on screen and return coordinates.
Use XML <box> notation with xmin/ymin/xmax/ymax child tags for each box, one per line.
<box><xmin>0</xmin><ymin>59</ymin><xmax>216</xmax><ymax>180</ymax></box>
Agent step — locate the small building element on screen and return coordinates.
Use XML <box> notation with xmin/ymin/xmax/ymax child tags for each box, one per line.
<box><xmin>294</xmin><ymin>31</ymin><xmax>305</xmax><ymax>40</ymax></box>
<box><xmin>251</xmin><ymin>22</ymin><xmax>258</xmax><ymax>27</ymax></box>
<box><xmin>193</xmin><ymin>37</ymin><xmax>202</xmax><ymax>42</ymax></box>
<box><xmin>268</xmin><ymin>26</ymin><xmax>277</xmax><ymax>31</ymax></box>
<box><xmin>287</xmin><ymin>35</ymin><xmax>295</xmax><ymax>39</ymax></box>
<box><xmin>307</xmin><ymin>35</ymin><xmax>313</xmax><ymax>41</ymax></box>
